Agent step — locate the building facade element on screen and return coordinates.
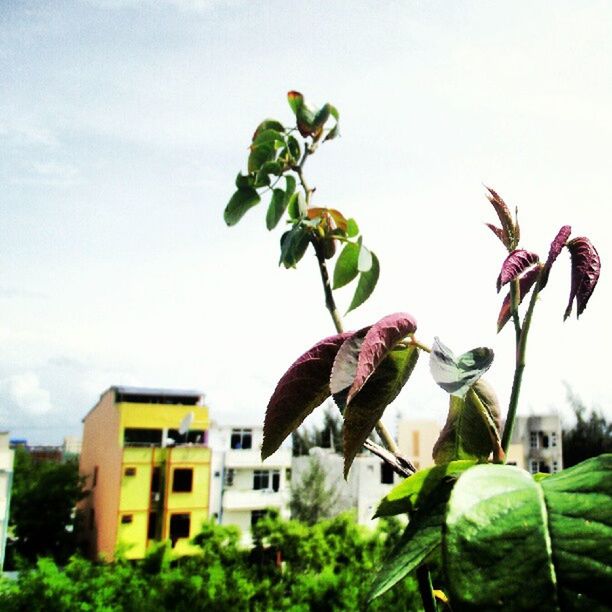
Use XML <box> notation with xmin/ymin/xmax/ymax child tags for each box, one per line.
<box><xmin>0</xmin><ymin>432</ymin><xmax>14</xmax><ymax>571</ymax></box>
<box><xmin>396</xmin><ymin>419</ymin><xmax>441</xmax><ymax>470</ymax></box>
<box><xmin>209</xmin><ymin>425</ymin><xmax>291</xmax><ymax>542</ymax></box>
<box><xmin>507</xmin><ymin>414</ymin><xmax>563</xmax><ymax>473</ymax></box>
<box><xmin>78</xmin><ymin>386</ymin><xmax>211</xmax><ymax>560</ymax></box>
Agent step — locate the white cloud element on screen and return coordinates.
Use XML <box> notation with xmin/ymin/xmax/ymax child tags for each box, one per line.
<box><xmin>0</xmin><ymin>372</ymin><xmax>52</xmax><ymax>419</ymax></box>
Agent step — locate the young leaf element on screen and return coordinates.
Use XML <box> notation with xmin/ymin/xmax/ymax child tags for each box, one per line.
<box><xmin>262</xmin><ymin>331</ymin><xmax>354</xmax><ymax>459</ymax></box>
<box><xmin>346</xmin><ymin>218</ymin><xmax>359</xmax><ymax>238</ymax></box>
<box><xmin>224</xmin><ymin>188</ymin><xmax>261</xmax><ymax>226</ymax></box>
<box><xmin>369</xmin><ymin>477</ymin><xmax>454</xmax><ymax>601</ymax></box>
<box><xmin>496</xmin><ymin>249</ymin><xmax>540</xmax><ymax>292</ymax></box>
<box><xmin>266</xmin><ymin>188</ymin><xmax>286</xmax><ymax>231</ymax></box>
<box><xmin>343</xmin><ymin>345</ymin><xmax>419</xmax><ymax>476</ymax></box>
<box><xmin>429</xmin><ymin>338</ymin><xmax>494</xmax><ymax>397</ymax></box>
<box><xmin>485</xmin><ymin>186</ymin><xmax>518</xmax><ymax>250</ymax></box>
<box><xmin>333</xmin><ymin>242</ymin><xmax>360</xmax><ymax>289</ymax></box>
<box><xmin>374</xmin><ymin>460</ymin><xmax>476</xmax><ymax>518</ymax></box>
<box><xmin>497</xmin><ymin>265</ymin><xmax>540</xmax><ymax>332</ymax></box>
<box><xmin>432</xmin><ymin>378</ymin><xmax>501</xmax><ymax>464</ymax></box>
<box><xmin>279</xmin><ymin>225</ymin><xmax>310</xmax><ymax>268</ymax></box>
<box><xmin>287</xmin><ymin>90</ymin><xmax>304</xmax><ymax>115</ymax></box>
<box><xmin>444</xmin><ymin>456</ymin><xmax>612</xmax><ymax>610</ymax></box>
<box><xmin>540</xmin><ymin>224</ymin><xmax>572</xmax><ymax>289</ymax></box>
<box><xmin>485</xmin><ymin>222</ymin><xmax>507</xmax><ymax>247</ymax></box>
<box><xmin>346</xmin><ymin>252</ymin><xmax>380</xmax><ymax>314</ymax></box>
<box><xmin>564</xmin><ymin>236</ymin><xmax>601</xmax><ymax>320</ymax></box>
<box><xmin>347</xmin><ymin>312</ymin><xmax>418</xmax><ymax>404</ymax></box>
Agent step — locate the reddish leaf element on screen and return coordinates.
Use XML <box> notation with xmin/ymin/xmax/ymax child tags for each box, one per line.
<box><xmin>343</xmin><ymin>345</ymin><xmax>419</xmax><ymax>477</ymax></box>
<box><xmin>347</xmin><ymin>313</ymin><xmax>417</xmax><ymax>404</ymax></box>
<box><xmin>330</xmin><ymin>328</ymin><xmax>369</xmax><ymax>396</ymax></box>
<box><xmin>564</xmin><ymin>237</ymin><xmax>601</xmax><ymax>320</ymax></box>
<box><xmin>540</xmin><ymin>225</ymin><xmax>572</xmax><ymax>290</ymax></box>
<box><xmin>485</xmin><ymin>223</ymin><xmax>508</xmax><ymax>249</ymax></box>
<box><xmin>485</xmin><ymin>187</ymin><xmax>518</xmax><ymax>249</ymax></box>
<box><xmin>497</xmin><ymin>265</ymin><xmax>540</xmax><ymax>332</ymax></box>
<box><xmin>497</xmin><ymin>249</ymin><xmax>540</xmax><ymax>292</ymax></box>
<box><xmin>262</xmin><ymin>331</ymin><xmax>353</xmax><ymax>459</ymax></box>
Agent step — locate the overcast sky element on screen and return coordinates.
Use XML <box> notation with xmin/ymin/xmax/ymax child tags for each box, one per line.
<box><xmin>1</xmin><ymin>1</ymin><xmax>611</xmax><ymax>444</ymax></box>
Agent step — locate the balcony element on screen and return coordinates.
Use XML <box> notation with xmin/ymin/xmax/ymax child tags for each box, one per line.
<box><xmin>222</xmin><ymin>488</ymin><xmax>287</xmax><ymax>511</ymax></box>
<box><xmin>224</xmin><ymin>447</ymin><xmax>291</xmax><ymax>469</ymax></box>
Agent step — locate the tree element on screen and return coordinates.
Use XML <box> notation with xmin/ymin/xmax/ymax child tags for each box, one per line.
<box><xmin>562</xmin><ymin>388</ymin><xmax>612</xmax><ymax>467</ymax></box>
<box><xmin>292</xmin><ymin>402</ymin><xmax>344</xmax><ymax>456</ymax></box>
<box><xmin>289</xmin><ymin>454</ymin><xmax>339</xmax><ymax>525</ymax></box>
<box><xmin>7</xmin><ymin>448</ymin><xmax>86</xmax><ymax>566</ymax></box>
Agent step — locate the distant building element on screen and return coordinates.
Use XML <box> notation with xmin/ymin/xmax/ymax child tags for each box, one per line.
<box><xmin>396</xmin><ymin>419</ymin><xmax>441</xmax><ymax>470</ymax></box>
<box><xmin>0</xmin><ymin>432</ymin><xmax>15</xmax><ymax>571</ymax></box>
<box><xmin>78</xmin><ymin>386</ymin><xmax>211</xmax><ymax>560</ymax></box>
<box><xmin>63</xmin><ymin>436</ymin><xmax>82</xmax><ymax>457</ymax></box>
<box><xmin>292</xmin><ymin>447</ymin><xmax>399</xmax><ymax>525</ymax></box>
<box><xmin>507</xmin><ymin>414</ymin><xmax>563</xmax><ymax>474</ymax></box>
<box><xmin>209</xmin><ymin>425</ymin><xmax>291</xmax><ymax>543</ymax></box>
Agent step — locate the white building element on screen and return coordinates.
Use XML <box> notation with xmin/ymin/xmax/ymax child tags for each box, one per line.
<box><xmin>209</xmin><ymin>425</ymin><xmax>291</xmax><ymax>542</ymax></box>
<box><xmin>292</xmin><ymin>447</ymin><xmax>399</xmax><ymax>525</ymax></box>
<box><xmin>0</xmin><ymin>432</ymin><xmax>15</xmax><ymax>571</ymax></box>
<box><xmin>507</xmin><ymin>414</ymin><xmax>563</xmax><ymax>474</ymax></box>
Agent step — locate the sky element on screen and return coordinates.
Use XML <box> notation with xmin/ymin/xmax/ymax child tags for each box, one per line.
<box><xmin>1</xmin><ymin>0</ymin><xmax>611</xmax><ymax>445</ymax></box>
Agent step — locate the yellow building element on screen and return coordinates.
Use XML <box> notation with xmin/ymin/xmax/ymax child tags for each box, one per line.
<box><xmin>78</xmin><ymin>386</ymin><xmax>211</xmax><ymax>560</ymax></box>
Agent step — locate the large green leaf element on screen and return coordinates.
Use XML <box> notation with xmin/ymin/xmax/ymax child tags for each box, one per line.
<box><xmin>346</xmin><ymin>252</ymin><xmax>380</xmax><ymax>313</ymax></box>
<box><xmin>369</xmin><ymin>477</ymin><xmax>453</xmax><ymax>600</ymax></box>
<box><xmin>333</xmin><ymin>242</ymin><xmax>360</xmax><ymax>289</ymax></box>
<box><xmin>432</xmin><ymin>378</ymin><xmax>501</xmax><ymax>464</ymax></box>
<box><xmin>343</xmin><ymin>345</ymin><xmax>419</xmax><ymax>476</ymax></box>
<box><xmin>266</xmin><ymin>189</ymin><xmax>286</xmax><ymax>231</ymax></box>
<box><xmin>375</xmin><ymin>460</ymin><xmax>475</xmax><ymax>518</ymax></box>
<box><xmin>248</xmin><ymin>143</ymin><xmax>276</xmax><ymax>174</ymax></box>
<box><xmin>444</xmin><ymin>456</ymin><xmax>612</xmax><ymax>610</ymax></box>
<box><xmin>224</xmin><ymin>187</ymin><xmax>261</xmax><ymax>226</ymax></box>
<box><xmin>279</xmin><ymin>225</ymin><xmax>310</xmax><ymax>268</ymax></box>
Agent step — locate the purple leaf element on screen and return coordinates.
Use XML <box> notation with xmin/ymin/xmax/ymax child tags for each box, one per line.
<box><xmin>485</xmin><ymin>187</ymin><xmax>518</xmax><ymax>250</ymax></box>
<box><xmin>262</xmin><ymin>331</ymin><xmax>353</xmax><ymax>459</ymax></box>
<box><xmin>540</xmin><ymin>225</ymin><xmax>572</xmax><ymax>290</ymax></box>
<box><xmin>485</xmin><ymin>223</ymin><xmax>509</xmax><ymax>249</ymax></box>
<box><xmin>330</xmin><ymin>328</ymin><xmax>369</xmax><ymax>396</ymax></box>
<box><xmin>347</xmin><ymin>313</ymin><xmax>418</xmax><ymax>404</ymax></box>
<box><xmin>497</xmin><ymin>249</ymin><xmax>540</xmax><ymax>292</ymax></box>
<box><xmin>564</xmin><ymin>237</ymin><xmax>601</xmax><ymax>320</ymax></box>
<box><xmin>497</xmin><ymin>265</ymin><xmax>540</xmax><ymax>332</ymax></box>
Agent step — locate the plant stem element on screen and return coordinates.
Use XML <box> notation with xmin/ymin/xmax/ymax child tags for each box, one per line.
<box><xmin>416</xmin><ymin>565</ymin><xmax>437</xmax><ymax>612</ymax></box>
<box><xmin>510</xmin><ymin>278</ymin><xmax>522</xmax><ymax>344</ymax></box>
<box><xmin>501</xmin><ymin>269</ymin><xmax>542</xmax><ymax>455</ymax></box>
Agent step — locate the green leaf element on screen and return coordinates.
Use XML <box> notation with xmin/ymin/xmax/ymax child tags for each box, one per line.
<box><xmin>253</xmin><ymin>119</ymin><xmax>284</xmax><ymax>140</ymax></box>
<box><xmin>346</xmin><ymin>252</ymin><xmax>380</xmax><ymax>313</ymax></box>
<box><xmin>255</xmin><ymin>160</ymin><xmax>282</xmax><ymax>187</ymax></box>
<box><xmin>432</xmin><ymin>378</ymin><xmax>501</xmax><ymax>464</ymax></box>
<box><xmin>343</xmin><ymin>345</ymin><xmax>419</xmax><ymax>476</ymax></box>
<box><xmin>248</xmin><ymin>143</ymin><xmax>275</xmax><ymax>174</ymax></box>
<box><xmin>357</xmin><ymin>244</ymin><xmax>373</xmax><ymax>273</ymax></box>
<box><xmin>333</xmin><ymin>243</ymin><xmax>360</xmax><ymax>289</ymax></box>
<box><xmin>287</xmin><ymin>192</ymin><xmax>306</xmax><ymax>220</ymax></box>
<box><xmin>252</xmin><ymin>128</ymin><xmax>285</xmax><ymax>148</ymax></box>
<box><xmin>266</xmin><ymin>189</ymin><xmax>286</xmax><ymax>231</ymax></box>
<box><xmin>287</xmin><ymin>136</ymin><xmax>301</xmax><ymax>161</ymax></box>
<box><xmin>287</xmin><ymin>91</ymin><xmax>304</xmax><ymax>115</ymax></box>
<box><xmin>346</xmin><ymin>218</ymin><xmax>359</xmax><ymax>238</ymax></box>
<box><xmin>279</xmin><ymin>225</ymin><xmax>310</xmax><ymax>268</ymax></box>
<box><xmin>375</xmin><ymin>460</ymin><xmax>476</xmax><ymax>518</ymax></box>
<box><xmin>224</xmin><ymin>188</ymin><xmax>261</xmax><ymax>226</ymax></box>
<box><xmin>444</xmin><ymin>456</ymin><xmax>612</xmax><ymax>610</ymax></box>
<box><xmin>370</xmin><ymin>477</ymin><xmax>453</xmax><ymax>600</ymax></box>
<box><xmin>235</xmin><ymin>173</ymin><xmax>254</xmax><ymax>189</ymax></box>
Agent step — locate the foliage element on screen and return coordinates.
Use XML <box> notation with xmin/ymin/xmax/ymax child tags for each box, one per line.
<box><xmin>562</xmin><ymin>388</ymin><xmax>612</xmax><ymax>467</ymax></box>
<box><xmin>292</xmin><ymin>402</ymin><xmax>344</xmax><ymax>456</ymax></box>
<box><xmin>289</xmin><ymin>454</ymin><xmax>339</xmax><ymax>525</ymax></box>
<box><xmin>225</xmin><ymin>92</ymin><xmax>607</xmax><ymax>609</ymax></box>
<box><xmin>7</xmin><ymin>448</ymin><xmax>86</xmax><ymax>567</ymax></box>
<box><xmin>0</xmin><ymin>514</ymin><xmax>420</xmax><ymax>611</ymax></box>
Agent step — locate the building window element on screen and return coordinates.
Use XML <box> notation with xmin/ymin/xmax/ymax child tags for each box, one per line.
<box><xmin>253</xmin><ymin>469</ymin><xmax>269</xmax><ymax>490</ymax></box>
<box><xmin>530</xmin><ymin>432</ymin><xmax>538</xmax><ymax>449</ymax></box>
<box><xmin>251</xmin><ymin>509</ymin><xmax>268</xmax><ymax>528</ymax></box>
<box><xmin>92</xmin><ymin>466</ymin><xmax>98</xmax><ymax>487</ymax></box>
<box><xmin>124</xmin><ymin>428</ymin><xmax>163</xmax><ymax>447</ymax></box>
<box><xmin>285</xmin><ymin>468</ymin><xmax>292</xmax><ymax>483</ymax></box>
<box><xmin>551</xmin><ymin>432</ymin><xmax>558</xmax><ymax>447</ymax></box>
<box><xmin>381</xmin><ymin>462</ymin><xmax>394</xmax><ymax>485</ymax></box>
<box><xmin>124</xmin><ymin>466</ymin><xmax>137</xmax><ymax>477</ymax></box>
<box><xmin>552</xmin><ymin>461</ymin><xmax>559</xmax><ymax>473</ymax></box>
<box><xmin>224</xmin><ymin>468</ymin><xmax>234</xmax><ymax>487</ymax></box>
<box><xmin>253</xmin><ymin>469</ymin><xmax>280</xmax><ymax>491</ymax></box>
<box><xmin>121</xmin><ymin>514</ymin><xmax>133</xmax><ymax>524</ymax></box>
<box><xmin>541</xmin><ymin>434</ymin><xmax>550</xmax><ymax>449</ymax></box>
<box><xmin>169</xmin><ymin>513</ymin><xmax>191</xmax><ymax>546</ymax></box>
<box><xmin>172</xmin><ymin>468</ymin><xmax>193</xmax><ymax>493</ymax></box>
<box><xmin>147</xmin><ymin>512</ymin><xmax>158</xmax><ymax>540</ymax></box>
<box><xmin>530</xmin><ymin>460</ymin><xmax>539</xmax><ymax>474</ymax></box>
<box><xmin>167</xmin><ymin>429</ymin><xmax>207</xmax><ymax>445</ymax></box>
<box><xmin>231</xmin><ymin>428</ymin><xmax>252</xmax><ymax>450</ymax></box>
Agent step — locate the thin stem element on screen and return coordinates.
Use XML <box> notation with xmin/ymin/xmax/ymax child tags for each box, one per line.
<box><xmin>416</xmin><ymin>565</ymin><xmax>437</xmax><ymax>612</ymax></box>
<box><xmin>312</xmin><ymin>239</ymin><xmax>344</xmax><ymax>334</ymax></box>
<box><xmin>501</xmin><ymin>268</ymin><xmax>542</xmax><ymax>455</ymax></box>
<box><xmin>510</xmin><ymin>278</ymin><xmax>522</xmax><ymax>345</ymax></box>
<box><xmin>375</xmin><ymin>422</ymin><xmax>399</xmax><ymax>455</ymax></box>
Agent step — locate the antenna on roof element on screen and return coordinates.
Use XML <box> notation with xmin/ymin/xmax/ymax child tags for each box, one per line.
<box><xmin>179</xmin><ymin>411</ymin><xmax>195</xmax><ymax>438</ymax></box>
